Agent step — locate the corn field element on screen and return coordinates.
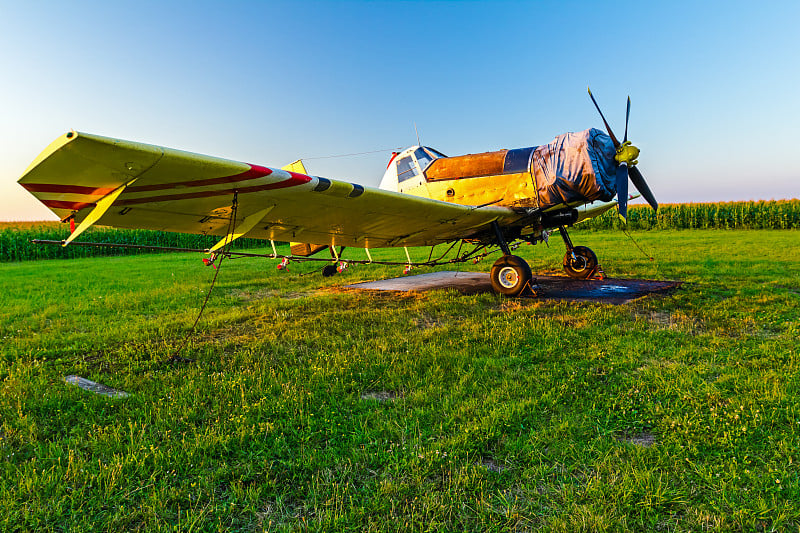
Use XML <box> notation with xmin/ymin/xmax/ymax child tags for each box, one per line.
<box><xmin>577</xmin><ymin>200</ymin><xmax>800</xmax><ymax>231</ymax></box>
<box><xmin>0</xmin><ymin>222</ymin><xmax>267</xmax><ymax>263</ymax></box>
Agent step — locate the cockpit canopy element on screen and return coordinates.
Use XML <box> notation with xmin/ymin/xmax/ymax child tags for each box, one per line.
<box><xmin>379</xmin><ymin>146</ymin><xmax>447</xmax><ymax>193</ymax></box>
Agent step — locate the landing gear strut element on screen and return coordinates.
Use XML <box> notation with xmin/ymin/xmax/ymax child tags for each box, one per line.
<box><xmin>558</xmin><ymin>226</ymin><xmax>598</xmax><ymax>279</ymax></box>
<box><xmin>489</xmin><ymin>222</ymin><xmax>532</xmax><ymax>296</ymax></box>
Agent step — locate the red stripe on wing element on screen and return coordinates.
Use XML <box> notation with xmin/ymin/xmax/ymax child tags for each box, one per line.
<box><xmin>42</xmin><ymin>200</ymin><xmax>95</xmax><ymax>210</ymax></box>
<box><xmin>126</xmin><ymin>164</ymin><xmax>275</xmax><ymax>193</ymax></box>
<box><xmin>117</xmin><ymin>173</ymin><xmax>312</xmax><ymax>206</ymax></box>
<box><xmin>30</xmin><ymin>165</ymin><xmax>310</xmax><ymax>213</ymax></box>
<box><xmin>21</xmin><ymin>184</ymin><xmax>117</xmax><ymax>196</ymax></box>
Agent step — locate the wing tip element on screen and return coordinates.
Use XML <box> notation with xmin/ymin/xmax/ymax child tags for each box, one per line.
<box><xmin>18</xmin><ymin>131</ymin><xmax>80</xmax><ymax>184</ymax></box>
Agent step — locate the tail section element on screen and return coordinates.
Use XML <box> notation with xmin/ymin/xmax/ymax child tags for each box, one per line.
<box><xmin>281</xmin><ymin>159</ymin><xmax>309</xmax><ymax>175</ymax></box>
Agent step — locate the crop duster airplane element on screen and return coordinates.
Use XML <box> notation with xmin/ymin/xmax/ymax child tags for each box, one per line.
<box><xmin>17</xmin><ymin>91</ymin><xmax>657</xmax><ymax>297</ymax></box>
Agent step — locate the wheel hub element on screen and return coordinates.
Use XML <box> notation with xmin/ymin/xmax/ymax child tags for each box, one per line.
<box><xmin>570</xmin><ymin>256</ymin><xmax>589</xmax><ymax>271</ymax></box>
<box><xmin>498</xmin><ymin>266</ymin><xmax>520</xmax><ymax>289</ymax></box>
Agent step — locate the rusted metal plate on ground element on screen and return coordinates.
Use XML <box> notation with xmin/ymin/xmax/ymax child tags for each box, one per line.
<box><xmin>346</xmin><ymin>271</ymin><xmax>681</xmax><ymax>304</ymax></box>
<box><xmin>526</xmin><ymin>275</ymin><xmax>681</xmax><ymax>304</ymax></box>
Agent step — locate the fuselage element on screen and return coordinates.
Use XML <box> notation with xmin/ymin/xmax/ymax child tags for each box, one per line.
<box><xmin>378</xmin><ymin>129</ymin><xmax>619</xmax><ymax>214</ymax></box>
<box><xmin>378</xmin><ymin>146</ymin><xmax>538</xmax><ymax>209</ymax></box>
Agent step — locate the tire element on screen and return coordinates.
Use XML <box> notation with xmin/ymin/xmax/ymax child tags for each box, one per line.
<box><xmin>563</xmin><ymin>246</ymin><xmax>598</xmax><ymax>279</ymax></box>
<box><xmin>322</xmin><ymin>264</ymin><xmax>338</xmax><ymax>277</ymax></box>
<box><xmin>490</xmin><ymin>255</ymin><xmax>532</xmax><ymax>296</ymax></box>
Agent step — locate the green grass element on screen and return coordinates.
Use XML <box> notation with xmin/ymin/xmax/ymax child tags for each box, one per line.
<box><xmin>1</xmin><ymin>230</ymin><xmax>799</xmax><ymax>531</ymax></box>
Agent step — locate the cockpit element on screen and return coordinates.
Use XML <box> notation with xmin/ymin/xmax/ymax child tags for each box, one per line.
<box><xmin>379</xmin><ymin>146</ymin><xmax>447</xmax><ymax>193</ymax></box>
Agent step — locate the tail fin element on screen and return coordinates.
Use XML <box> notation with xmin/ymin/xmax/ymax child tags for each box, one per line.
<box><xmin>281</xmin><ymin>159</ymin><xmax>308</xmax><ymax>174</ymax></box>
<box><xmin>283</xmin><ymin>160</ymin><xmax>324</xmax><ymax>257</ymax></box>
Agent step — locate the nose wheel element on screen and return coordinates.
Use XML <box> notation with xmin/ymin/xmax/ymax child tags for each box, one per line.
<box><xmin>563</xmin><ymin>246</ymin><xmax>598</xmax><ymax>279</ymax></box>
<box><xmin>557</xmin><ymin>226</ymin><xmax>598</xmax><ymax>279</ymax></box>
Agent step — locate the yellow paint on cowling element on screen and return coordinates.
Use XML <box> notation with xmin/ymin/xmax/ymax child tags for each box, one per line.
<box><xmin>615</xmin><ymin>141</ymin><xmax>640</xmax><ymax>166</ymax></box>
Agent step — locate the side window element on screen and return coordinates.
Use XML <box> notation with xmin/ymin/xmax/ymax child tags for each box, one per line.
<box><xmin>396</xmin><ymin>156</ymin><xmax>419</xmax><ymax>183</ymax></box>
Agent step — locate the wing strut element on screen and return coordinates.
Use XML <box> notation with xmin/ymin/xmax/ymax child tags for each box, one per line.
<box><xmin>208</xmin><ymin>205</ymin><xmax>276</xmax><ymax>252</ymax></box>
<box><xmin>64</xmin><ymin>179</ymin><xmax>138</xmax><ymax>246</ymax></box>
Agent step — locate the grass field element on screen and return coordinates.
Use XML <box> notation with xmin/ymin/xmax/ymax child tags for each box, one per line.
<box><xmin>1</xmin><ymin>230</ymin><xmax>799</xmax><ymax>531</ymax></box>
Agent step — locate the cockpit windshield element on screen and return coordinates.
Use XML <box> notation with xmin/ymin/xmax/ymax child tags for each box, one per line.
<box><xmin>412</xmin><ymin>147</ymin><xmax>447</xmax><ymax>173</ymax></box>
<box><xmin>424</xmin><ymin>147</ymin><xmax>447</xmax><ymax>159</ymax></box>
<box><xmin>413</xmin><ymin>148</ymin><xmax>433</xmax><ymax>172</ymax></box>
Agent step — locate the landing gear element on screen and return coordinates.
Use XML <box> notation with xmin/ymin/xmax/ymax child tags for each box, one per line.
<box><xmin>489</xmin><ymin>221</ymin><xmax>532</xmax><ymax>297</ymax></box>
<box><xmin>490</xmin><ymin>255</ymin><xmax>532</xmax><ymax>296</ymax></box>
<box><xmin>558</xmin><ymin>226</ymin><xmax>598</xmax><ymax>279</ymax></box>
<box><xmin>563</xmin><ymin>246</ymin><xmax>598</xmax><ymax>279</ymax></box>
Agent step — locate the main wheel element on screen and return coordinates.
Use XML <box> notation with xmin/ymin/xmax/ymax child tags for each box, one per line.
<box><xmin>490</xmin><ymin>255</ymin><xmax>532</xmax><ymax>296</ymax></box>
<box><xmin>563</xmin><ymin>246</ymin><xmax>598</xmax><ymax>279</ymax></box>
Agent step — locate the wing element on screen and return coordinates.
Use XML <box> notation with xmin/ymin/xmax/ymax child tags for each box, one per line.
<box><xmin>18</xmin><ymin>132</ymin><xmax>523</xmax><ymax>249</ymax></box>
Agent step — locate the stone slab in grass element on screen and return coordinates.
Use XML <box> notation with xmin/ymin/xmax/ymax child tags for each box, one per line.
<box><xmin>64</xmin><ymin>375</ymin><xmax>130</xmax><ymax>398</ymax></box>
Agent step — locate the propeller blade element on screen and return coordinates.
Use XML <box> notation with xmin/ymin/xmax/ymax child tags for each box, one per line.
<box><xmin>616</xmin><ymin>163</ymin><xmax>629</xmax><ymax>221</ymax></box>
<box><xmin>629</xmin><ymin>166</ymin><xmax>658</xmax><ymax>211</ymax></box>
<box><xmin>624</xmin><ymin>96</ymin><xmax>630</xmax><ymax>143</ymax></box>
<box><xmin>587</xmin><ymin>87</ymin><xmax>620</xmax><ymax>147</ymax></box>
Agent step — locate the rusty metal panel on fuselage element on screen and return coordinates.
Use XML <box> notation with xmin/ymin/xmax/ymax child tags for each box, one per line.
<box><xmin>419</xmin><ymin>147</ymin><xmax>539</xmax><ymax>208</ymax></box>
<box><xmin>425</xmin><ymin>150</ymin><xmax>508</xmax><ymax>181</ymax></box>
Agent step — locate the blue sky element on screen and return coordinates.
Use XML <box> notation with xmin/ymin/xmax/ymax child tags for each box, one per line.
<box><xmin>2</xmin><ymin>0</ymin><xmax>798</xmax><ymax>220</ymax></box>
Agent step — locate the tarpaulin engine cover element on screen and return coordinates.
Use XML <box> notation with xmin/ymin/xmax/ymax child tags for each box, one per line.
<box><xmin>532</xmin><ymin>128</ymin><xmax>617</xmax><ymax>209</ymax></box>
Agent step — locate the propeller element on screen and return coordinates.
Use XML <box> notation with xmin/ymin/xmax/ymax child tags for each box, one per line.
<box><xmin>624</xmin><ymin>96</ymin><xmax>630</xmax><ymax>143</ymax></box>
<box><xmin>587</xmin><ymin>88</ymin><xmax>658</xmax><ymax>219</ymax></box>
<box><xmin>616</xmin><ymin>160</ymin><xmax>629</xmax><ymax>220</ymax></box>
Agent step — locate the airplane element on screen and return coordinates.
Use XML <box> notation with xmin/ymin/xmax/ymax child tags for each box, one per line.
<box><xmin>16</xmin><ymin>91</ymin><xmax>657</xmax><ymax>297</ymax></box>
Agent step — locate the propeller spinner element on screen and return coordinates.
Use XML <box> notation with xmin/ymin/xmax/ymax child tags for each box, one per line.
<box><xmin>587</xmin><ymin>88</ymin><xmax>658</xmax><ymax>220</ymax></box>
